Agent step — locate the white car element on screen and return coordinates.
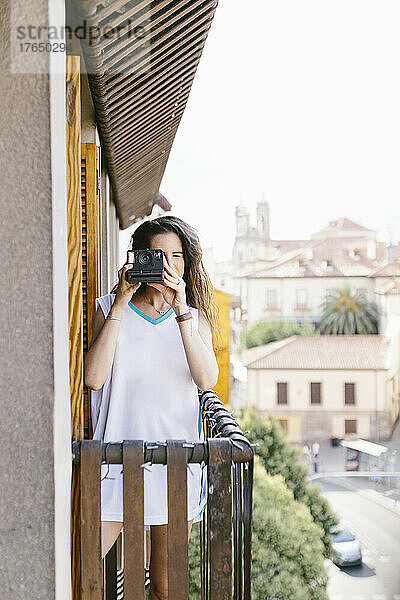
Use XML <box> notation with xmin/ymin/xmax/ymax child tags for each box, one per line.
<box><xmin>331</xmin><ymin>525</ymin><xmax>362</xmax><ymax>567</ymax></box>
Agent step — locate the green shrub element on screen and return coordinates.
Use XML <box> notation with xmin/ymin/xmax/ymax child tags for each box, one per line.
<box><xmin>237</xmin><ymin>407</ymin><xmax>338</xmax><ymax>556</ymax></box>
<box><xmin>240</xmin><ymin>319</ymin><xmax>315</xmax><ymax>350</ymax></box>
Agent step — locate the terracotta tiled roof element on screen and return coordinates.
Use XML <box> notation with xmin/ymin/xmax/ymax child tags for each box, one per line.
<box><xmin>242</xmin><ymin>335</ymin><xmax>389</xmax><ymax>370</ymax></box>
<box><xmin>368</xmin><ymin>262</ymin><xmax>400</xmax><ymax>277</ymax></box>
<box><xmin>312</xmin><ymin>217</ymin><xmax>375</xmax><ymax>236</ymax></box>
<box><xmin>235</xmin><ymin>216</ymin><xmax>398</xmax><ymax>279</ymax></box>
<box><xmin>376</xmin><ymin>278</ymin><xmax>400</xmax><ymax>295</ymax></box>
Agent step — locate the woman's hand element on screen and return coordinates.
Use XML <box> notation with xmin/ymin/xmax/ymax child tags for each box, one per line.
<box><xmin>114</xmin><ymin>264</ymin><xmax>141</xmax><ymax>310</ymax></box>
<box><xmin>147</xmin><ymin>256</ymin><xmax>188</xmax><ymax>313</ymax></box>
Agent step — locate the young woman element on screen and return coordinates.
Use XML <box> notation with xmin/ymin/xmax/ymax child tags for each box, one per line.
<box><xmin>84</xmin><ymin>215</ymin><xmax>220</xmax><ymax>600</ymax></box>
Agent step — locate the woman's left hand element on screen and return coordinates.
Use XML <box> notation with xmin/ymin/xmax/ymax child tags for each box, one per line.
<box><xmin>147</xmin><ymin>256</ymin><xmax>188</xmax><ymax>312</ymax></box>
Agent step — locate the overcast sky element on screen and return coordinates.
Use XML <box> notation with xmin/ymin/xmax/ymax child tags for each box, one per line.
<box><xmin>122</xmin><ymin>0</ymin><xmax>400</xmax><ymax>263</ymax></box>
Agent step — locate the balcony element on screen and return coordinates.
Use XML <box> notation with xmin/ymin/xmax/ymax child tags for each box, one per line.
<box><xmin>72</xmin><ymin>390</ymin><xmax>254</xmax><ymax>599</ymax></box>
<box><xmin>294</xmin><ymin>303</ymin><xmax>311</xmax><ymax>312</ymax></box>
<box><xmin>265</xmin><ymin>304</ymin><xmax>280</xmax><ymax>311</ymax></box>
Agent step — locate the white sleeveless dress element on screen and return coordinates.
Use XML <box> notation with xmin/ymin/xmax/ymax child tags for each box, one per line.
<box><xmin>90</xmin><ymin>293</ymin><xmax>206</xmax><ymax>526</ymax></box>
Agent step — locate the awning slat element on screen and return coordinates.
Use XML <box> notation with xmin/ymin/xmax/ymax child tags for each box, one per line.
<box><xmin>105</xmin><ymin>15</ymin><xmax>211</xmax><ymax>95</ymax></box>
<box><xmin>108</xmin><ymin>67</ymin><xmax>194</xmax><ymax>134</ymax></box>
<box><xmin>107</xmin><ymin>30</ymin><xmax>207</xmax><ymax>109</ymax></box>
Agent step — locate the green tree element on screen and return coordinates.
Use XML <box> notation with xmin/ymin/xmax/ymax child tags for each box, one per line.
<box><xmin>319</xmin><ymin>285</ymin><xmax>379</xmax><ymax>334</ymax></box>
<box><xmin>240</xmin><ymin>319</ymin><xmax>315</xmax><ymax>350</ymax></box>
<box><xmin>251</xmin><ymin>459</ymin><xmax>329</xmax><ymax>600</ymax></box>
<box><xmin>189</xmin><ymin>459</ymin><xmax>330</xmax><ymax>600</ymax></box>
<box><xmin>237</xmin><ymin>407</ymin><xmax>338</xmax><ymax>556</ymax></box>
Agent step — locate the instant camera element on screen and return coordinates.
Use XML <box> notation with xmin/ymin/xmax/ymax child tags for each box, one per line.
<box><xmin>125</xmin><ymin>249</ymin><xmax>165</xmax><ymax>283</ymax></box>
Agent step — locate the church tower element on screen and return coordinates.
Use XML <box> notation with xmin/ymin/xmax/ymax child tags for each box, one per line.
<box><xmin>235</xmin><ymin>203</ymin><xmax>250</xmax><ymax>237</ymax></box>
<box><xmin>256</xmin><ymin>200</ymin><xmax>270</xmax><ymax>242</ymax></box>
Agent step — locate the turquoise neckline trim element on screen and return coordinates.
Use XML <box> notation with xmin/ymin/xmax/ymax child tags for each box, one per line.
<box><xmin>128</xmin><ymin>301</ymin><xmax>174</xmax><ymax>325</ymax></box>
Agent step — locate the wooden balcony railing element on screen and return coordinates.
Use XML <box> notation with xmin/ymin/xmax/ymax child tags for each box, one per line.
<box><xmin>71</xmin><ymin>390</ymin><xmax>254</xmax><ymax>600</ymax></box>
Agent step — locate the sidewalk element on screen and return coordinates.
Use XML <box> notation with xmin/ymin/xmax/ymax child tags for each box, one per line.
<box><xmin>304</xmin><ymin>437</ymin><xmax>400</xmax><ymax>517</ymax></box>
<box><xmin>323</xmin><ymin>475</ymin><xmax>400</xmax><ymax>517</ymax></box>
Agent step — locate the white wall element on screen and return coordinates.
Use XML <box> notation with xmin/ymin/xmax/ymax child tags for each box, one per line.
<box><xmin>245</xmin><ymin>276</ymin><xmax>378</xmax><ymax>325</ymax></box>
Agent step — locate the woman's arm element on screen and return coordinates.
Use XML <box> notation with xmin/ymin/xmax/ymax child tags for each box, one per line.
<box><xmin>146</xmin><ymin>255</ymin><xmax>219</xmax><ymax>390</ymax></box>
<box><xmin>176</xmin><ymin>306</ymin><xmax>219</xmax><ymax>391</ymax></box>
<box><xmin>84</xmin><ymin>264</ymin><xmax>140</xmax><ymax>390</ymax></box>
<box><xmin>84</xmin><ymin>301</ymin><xmax>123</xmax><ymax>390</ymax></box>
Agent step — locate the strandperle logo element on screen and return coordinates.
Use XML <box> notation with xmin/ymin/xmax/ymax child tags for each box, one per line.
<box><xmin>15</xmin><ymin>20</ymin><xmax>146</xmax><ymax>45</ymax></box>
<box><xmin>10</xmin><ymin>5</ymin><xmax>151</xmax><ymax>76</ymax></box>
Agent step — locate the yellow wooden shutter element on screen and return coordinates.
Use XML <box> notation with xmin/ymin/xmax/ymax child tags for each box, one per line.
<box><xmin>81</xmin><ymin>143</ymin><xmax>102</xmax><ymax>438</ymax></box>
<box><xmin>66</xmin><ymin>54</ymin><xmax>82</xmax><ymax>600</ymax></box>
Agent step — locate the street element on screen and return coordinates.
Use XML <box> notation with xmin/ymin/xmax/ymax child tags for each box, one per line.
<box><xmin>316</xmin><ymin>478</ymin><xmax>400</xmax><ymax>600</ymax></box>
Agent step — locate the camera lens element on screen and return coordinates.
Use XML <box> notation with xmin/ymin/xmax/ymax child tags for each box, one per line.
<box><xmin>138</xmin><ymin>250</ymin><xmax>152</xmax><ymax>265</ymax></box>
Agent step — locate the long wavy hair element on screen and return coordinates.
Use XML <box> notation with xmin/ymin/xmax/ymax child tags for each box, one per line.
<box><xmin>110</xmin><ymin>215</ymin><xmax>221</xmax><ymax>349</ymax></box>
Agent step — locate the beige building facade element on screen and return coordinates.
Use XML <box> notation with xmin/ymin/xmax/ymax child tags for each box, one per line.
<box><xmin>242</xmin><ymin>336</ymin><xmax>399</xmax><ymax>443</ymax></box>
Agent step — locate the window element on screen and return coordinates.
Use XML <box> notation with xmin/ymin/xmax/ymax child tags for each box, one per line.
<box><xmin>277</xmin><ymin>382</ymin><xmax>288</xmax><ymax>405</ymax></box>
<box><xmin>344</xmin><ymin>383</ymin><xmax>356</xmax><ymax>405</ymax></box>
<box><xmin>349</xmin><ymin>248</ymin><xmax>361</xmax><ymax>261</ymax></box>
<box><xmin>304</xmin><ymin>247</ymin><xmax>313</xmax><ymax>260</ymax></box>
<box><xmin>296</xmin><ymin>289</ymin><xmax>307</xmax><ymax>310</ymax></box>
<box><xmin>310</xmin><ymin>382</ymin><xmax>321</xmax><ymax>405</ymax></box>
<box><xmin>266</xmin><ymin>289</ymin><xmax>277</xmax><ymax>308</ymax></box>
<box><xmin>345</xmin><ymin>419</ymin><xmax>357</xmax><ymax>434</ymax></box>
<box><xmin>321</xmin><ymin>259</ymin><xmax>334</xmax><ymax>271</ymax></box>
<box><xmin>278</xmin><ymin>418</ymin><xmax>288</xmax><ymax>433</ymax></box>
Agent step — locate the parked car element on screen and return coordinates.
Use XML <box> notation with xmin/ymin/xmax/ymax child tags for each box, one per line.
<box><xmin>330</xmin><ymin>525</ymin><xmax>362</xmax><ymax>567</ymax></box>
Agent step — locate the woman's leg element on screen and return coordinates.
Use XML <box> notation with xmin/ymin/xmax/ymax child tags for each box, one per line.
<box><xmin>101</xmin><ymin>520</ymin><xmax>123</xmax><ymax>560</ymax></box>
<box><xmin>187</xmin><ymin>518</ymin><xmax>194</xmax><ymax>539</ymax></box>
<box><xmin>150</xmin><ymin>524</ymin><xmax>168</xmax><ymax>600</ymax></box>
<box><xmin>149</xmin><ymin>519</ymin><xmax>194</xmax><ymax>600</ymax></box>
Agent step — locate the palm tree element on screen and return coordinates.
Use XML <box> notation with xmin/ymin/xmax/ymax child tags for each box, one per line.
<box><xmin>319</xmin><ymin>285</ymin><xmax>379</xmax><ymax>334</ymax></box>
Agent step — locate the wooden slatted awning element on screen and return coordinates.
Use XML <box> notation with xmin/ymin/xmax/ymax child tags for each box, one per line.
<box><xmin>71</xmin><ymin>0</ymin><xmax>219</xmax><ymax>229</ymax></box>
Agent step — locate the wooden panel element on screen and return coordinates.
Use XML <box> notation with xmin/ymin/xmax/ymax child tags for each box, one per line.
<box><xmin>167</xmin><ymin>441</ymin><xmax>189</xmax><ymax>599</ymax></box>
<box><xmin>67</xmin><ymin>54</ymin><xmax>82</xmax><ymax>600</ymax></box>
<box><xmin>208</xmin><ymin>439</ymin><xmax>232</xmax><ymax>600</ymax></box>
<box><xmin>123</xmin><ymin>440</ymin><xmax>145</xmax><ymax>600</ymax></box>
<box><xmin>213</xmin><ymin>289</ymin><xmax>231</xmax><ymax>405</ymax></box>
<box><xmin>81</xmin><ymin>143</ymin><xmax>102</xmax><ymax>438</ymax></box>
<box><xmin>67</xmin><ymin>54</ymin><xmax>83</xmax><ymax>441</ymax></box>
<box><xmin>277</xmin><ymin>382</ymin><xmax>288</xmax><ymax>405</ymax></box>
<box><xmin>345</xmin><ymin>382</ymin><xmax>356</xmax><ymax>405</ymax></box>
<box><xmin>310</xmin><ymin>382</ymin><xmax>321</xmax><ymax>405</ymax></box>
<box><xmin>345</xmin><ymin>419</ymin><xmax>357</xmax><ymax>434</ymax></box>
<box><xmin>80</xmin><ymin>441</ymin><xmax>103</xmax><ymax>600</ymax></box>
